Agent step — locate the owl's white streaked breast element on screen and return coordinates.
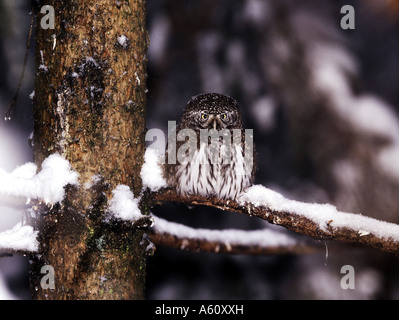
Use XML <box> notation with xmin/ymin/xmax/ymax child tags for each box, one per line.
<box><xmin>175</xmin><ymin>142</ymin><xmax>252</xmax><ymax>200</ymax></box>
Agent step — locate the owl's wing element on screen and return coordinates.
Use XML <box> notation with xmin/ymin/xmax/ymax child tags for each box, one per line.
<box><xmin>243</xmin><ymin>129</ymin><xmax>257</xmax><ymax>184</ymax></box>
<box><xmin>163</xmin><ymin>126</ymin><xmax>195</xmax><ymax>186</ymax></box>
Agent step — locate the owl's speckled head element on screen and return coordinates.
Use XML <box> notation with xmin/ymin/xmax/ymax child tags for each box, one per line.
<box><xmin>179</xmin><ymin>93</ymin><xmax>244</xmax><ymax>131</ymax></box>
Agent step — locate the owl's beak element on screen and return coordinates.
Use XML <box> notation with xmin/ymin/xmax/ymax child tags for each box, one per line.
<box><xmin>212</xmin><ymin>119</ymin><xmax>217</xmax><ymax>130</ymax></box>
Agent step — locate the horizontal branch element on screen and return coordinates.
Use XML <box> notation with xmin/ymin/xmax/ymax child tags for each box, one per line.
<box><xmin>0</xmin><ymin>248</ymin><xmax>32</xmax><ymax>258</ymax></box>
<box><xmin>152</xmin><ymin>186</ymin><xmax>399</xmax><ymax>254</ymax></box>
<box><xmin>0</xmin><ymin>223</ymin><xmax>38</xmax><ymax>257</ymax></box>
<box><xmin>148</xmin><ymin>215</ymin><xmax>320</xmax><ymax>255</ymax></box>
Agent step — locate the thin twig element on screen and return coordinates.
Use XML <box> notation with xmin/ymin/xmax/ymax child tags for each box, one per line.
<box><xmin>5</xmin><ymin>11</ymin><xmax>34</xmax><ymax>120</ymax></box>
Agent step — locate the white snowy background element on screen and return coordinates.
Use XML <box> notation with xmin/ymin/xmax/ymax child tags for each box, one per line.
<box><xmin>1</xmin><ymin>0</ymin><xmax>399</xmax><ymax>299</ymax></box>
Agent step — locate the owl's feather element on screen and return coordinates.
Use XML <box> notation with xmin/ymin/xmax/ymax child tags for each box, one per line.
<box><xmin>164</xmin><ymin>93</ymin><xmax>256</xmax><ymax>200</ymax></box>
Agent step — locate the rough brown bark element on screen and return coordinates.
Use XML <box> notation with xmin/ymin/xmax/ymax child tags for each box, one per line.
<box><xmin>30</xmin><ymin>0</ymin><xmax>149</xmax><ymax>299</ymax></box>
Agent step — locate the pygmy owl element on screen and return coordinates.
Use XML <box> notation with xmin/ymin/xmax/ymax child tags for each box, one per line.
<box><xmin>164</xmin><ymin>93</ymin><xmax>256</xmax><ymax>200</ymax></box>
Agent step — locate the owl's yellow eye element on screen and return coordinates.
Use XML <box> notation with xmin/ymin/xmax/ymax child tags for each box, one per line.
<box><xmin>220</xmin><ymin>113</ymin><xmax>227</xmax><ymax>120</ymax></box>
<box><xmin>201</xmin><ymin>113</ymin><xmax>208</xmax><ymax>121</ymax></box>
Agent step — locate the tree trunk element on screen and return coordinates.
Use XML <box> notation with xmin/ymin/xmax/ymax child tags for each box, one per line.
<box><xmin>30</xmin><ymin>0</ymin><xmax>149</xmax><ymax>299</ymax></box>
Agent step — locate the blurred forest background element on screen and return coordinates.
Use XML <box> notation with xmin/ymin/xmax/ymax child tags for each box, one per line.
<box><xmin>1</xmin><ymin>0</ymin><xmax>399</xmax><ymax>299</ymax></box>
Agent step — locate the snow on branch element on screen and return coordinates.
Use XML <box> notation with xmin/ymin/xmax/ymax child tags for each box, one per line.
<box><xmin>149</xmin><ymin>214</ymin><xmax>319</xmax><ymax>255</ymax></box>
<box><xmin>153</xmin><ymin>186</ymin><xmax>399</xmax><ymax>254</ymax></box>
<box><xmin>141</xmin><ymin>148</ymin><xmax>167</xmax><ymax>192</ymax></box>
<box><xmin>0</xmin><ymin>153</ymin><xmax>79</xmax><ymax>205</ymax></box>
<box><xmin>108</xmin><ymin>185</ymin><xmax>143</xmax><ymax>221</ymax></box>
<box><xmin>0</xmin><ymin>222</ymin><xmax>38</xmax><ymax>257</ymax></box>
<box><xmin>0</xmin><ymin>153</ymin><xmax>78</xmax><ymax>256</ymax></box>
